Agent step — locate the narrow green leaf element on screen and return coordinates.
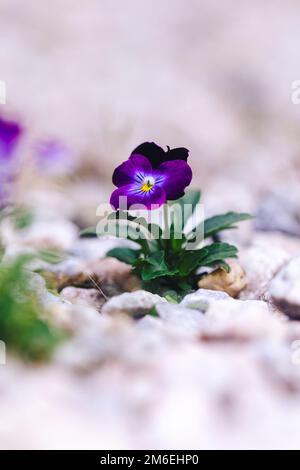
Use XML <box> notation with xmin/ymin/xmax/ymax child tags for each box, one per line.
<box><xmin>106</xmin><ymin>247</ymin><xmax>140</xmax><ymax>265</ymax></box>
<box><xmin>80</xmin><ymin>226</ymin><xmax>97</xmax><ymax>237</ymax></box>
<box><xmin>37</xmin><ymin>250</ymin><xmax>65</xmax><ymax>264</ymax></box>
<box><xmin>177</xmin><ymin>247</ymin><xmax>209</xmax><ymax>276</ymax></box>
<box><xmin>108</xmin><ymin>210</ymin><xmax>137</xmax><ymax>222</ymax></box>
<box><xmin>203</xmin><ymin>212</ymin><xmax>253</xmax><ymax>238</ymax></box>
<box><xmin>0</xmin><ymin>256</ymin><xmax>65</xmax><ymax>362</ymax></box>
<box><xmin>177</xmin><ymin>242</ymin><xmax>238</xmax><ymax>276</ymax></box>
<box><xmin>199</xmin><ymin>242</ymin><xmax>238</xmax><ymax>266</ymax></box>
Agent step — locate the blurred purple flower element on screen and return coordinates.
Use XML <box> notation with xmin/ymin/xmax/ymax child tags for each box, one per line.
<box><xmin>0</xmin><ymin>116</ymin><xmax>22</xmax><ymax>162</ymax></box>
<box><xmin>110</xmin><ymin>152</ymin><xmax>192</xmax><ymax>210</ymax></box>
<box><xmin>0</xmin><ymin>116</ymin><xmax>23</xmax><ymax>206</ymax></box>
<box><xmin>35</xmin><ymin>140</ymin><xmax>76</xmax><ymax>176</ymax></box>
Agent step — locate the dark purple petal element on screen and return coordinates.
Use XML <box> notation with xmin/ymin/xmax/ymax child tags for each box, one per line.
<box><xmin>112</xmin><ymin>154</ymin><xmax>153</xmax><ymax>187</ymax></box>
<box><xmin>130</xmin><ymin>142</ymin><xmax>189</xmax><ymax>169</ymax></box>
<box><xmin>130</xmin><ymin>142</ymin><xmax>165</xmax><ymax>169</ymax></box>
<box><xmin>154</xmin><ymin>160</ymin><xmax>192</xmax><ymax>200</ymax></box>
<box><xmin>165</xmin><ymin>147</ymin><xmax>189</xmax><ymax>163</ymax></box>
<box><xmin>110</xmin><ymin>183</ymin><xmax>166</xmax><ymax>210</ymax></box>
<box><xmin>0</xmin><ymin>116</ymin><xmax>22</xmax><ymax>160</ymax></box>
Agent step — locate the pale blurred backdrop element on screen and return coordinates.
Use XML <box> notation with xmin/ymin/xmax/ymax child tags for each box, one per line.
<box><xmin>2</xmin><ymin>1</ymin><xmax>300</xmax><ymax>450</ymax></box>
<box><xmin>1</xmin><ymin>0</ymin><xmax>300</xmax><ymax>209</ymax></box>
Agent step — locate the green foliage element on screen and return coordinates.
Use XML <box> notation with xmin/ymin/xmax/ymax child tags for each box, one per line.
<box><xmin>107</xmin><ymin>247</ymin><xmax>140</xmax><ymax>265</ymax></box>
<box><xmin>203</xmin><ymin>212</ymin><xmax>253</xmax><ymax>239</ymax></box>
<box><xmin>91</xmin><ymin>189</ymin><xmax>252</xmax><ymax>299</ymax></box>
<box><xmin>13</xmin><ymin>207</ymin><xmax>34</xmax><ymax>230</ymax></box>
<box><xmin>176</xmin><ymin>242</ymin><xmax>238</xmax><ymax>277</ymax></box>
<box><xmin>37</xmin><ymin>249</ymin><xmax>65</xmax><ymax>264</ymax></box>
<box><xmin>0</xmin><ymin>256</ymin><xmax>64</xmax><ymax>362</ymax></box>
<box><xmin>79</xmin><ymin>226</ymin><xmax>98</xmax><ymax>237</ymax></box>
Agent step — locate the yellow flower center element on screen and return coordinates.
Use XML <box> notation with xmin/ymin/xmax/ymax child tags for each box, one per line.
<box><xmin>141</xmin><ymin>176</ymin><xmax>155</xmax><ymax>192</ymax></box>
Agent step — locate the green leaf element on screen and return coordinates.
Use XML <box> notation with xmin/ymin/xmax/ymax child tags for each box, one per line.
<box><xmin>163</xmin><ymin>290</ymin><xmax>180</xmax><ymax>303</ymax></box>
<box><xmin>147</xmin><ymin>306</ymin><xmax>159</xmax><ymax>317</ymax></box>
<box><xmin>147</xmin><ymin>223</ymin><xmax>163</xmax><ymax>239</ymax></box>
<box><xmin>0</xmin><ymin>256</ymin><xmax>65</xmax><ymax>362</ymax></box>
<box><xmin>108</xmin><ymin>210</ymin><xmax>137</xmax><ymax>222</ymax></box>
<box><xmin>80</xmin><ymin>226</ymin><xmax>97</xmax><ymax>237</ymax></box>
<box><xmin>37</xmin><ymin>250</ymin><xmax>65</xmax><ymax>264</ymax></box>
<box><xmin>215</xmin><ymin>260</ymin><xmax>231</xmax><ymax>273</ymax></box>
<box><xmin>173</xmin><ymin>189</ymin><xmax>201</xmax><ymax>228</ymax></box>
<box><xmin>177</xmin><ymin>189</ymin><xmax>201</xmax><ymax>212</ymax></box>
<box><xmin>203</xmin><ymin>212</ymin><xmax>253</xmax><ymax>238</ymax></box>
<box><xmin>80</xmin><ymin>212</ymin><xmax>149</xmax><ymax>239</ymax></box>
<box><xmin>13</xmin><ymin>208</ymin><xmax>33</xmax><ymax>230</ymax></box>
<box><xmin>141</xmin><ymin>251</ymin><xmax>170</xmax><ymax>281</ymax></box>
<box><xmin>177</xmin><ymin>247</ymin><xmax>209</xmax><ymax>276</ymax></box>
<box><xmin>177</xmin><ymin>242</ymin><xmax>238</xmax><ymax>276</ymax></box>
<box><xmin>199</xmin><ymin>242</ymin><xmax>238</xmax><ymax>266</ymax></box>
<box><xmin>106</xmin><ymin>247</ymin><xmax>140</xmax><ymax>265</ymax></box>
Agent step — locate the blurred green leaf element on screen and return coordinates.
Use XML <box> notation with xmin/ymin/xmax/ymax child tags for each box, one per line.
<box><xmin>80</xmin><ymin>226</ymin><xmax>97</xmax><ymax>237</ymax></box>
<box><xmin>0</xmin><ymin>256</ymin><xmax>65</xmax><ymax>362</ymax></box>
<box><xmin>37</xmin><ymin>249</ymin><xmax>65</xmax><ymax>264</ymax></box>
<box><xmin>203</xmin><ymin>212</ymin><xmax>253</xmax><ymax>238</ymax></box>
<box><xmin>106</xmin><ymin>247</ymin><xmax>140</xmax><ymax>265</ymax></box>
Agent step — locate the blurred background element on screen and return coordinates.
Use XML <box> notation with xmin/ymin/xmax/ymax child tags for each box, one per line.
<box><xmin>1</xmin><ymin>0</ymin><xmax>300</xmax><ymax>450</ymax></box>
<box><xmin>1</xmin><ymin>0</ymin><xmax>300</xmax><ymax>209</ymax></box>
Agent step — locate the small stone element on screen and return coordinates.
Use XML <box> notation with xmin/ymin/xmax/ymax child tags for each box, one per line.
<box><xmin>239</xmin><ymin>239</ymin><xmax>291</xmax><ymax>300</ymax></box>
<box><xmin>81</xmin><ymin>257</ymin><xmax>141</xmax><ymax>296</ymax></box>
<box><xmin>269</xmin><ymin>255</ymin><xmax>300</xmax><ymax>319</ymax></box>
<box><xmin>198</xmin><ymin>260</ymin><xmax>248</xmax><ymax>298</ymax></box>
<box><xmin>39</xmin><ymin>257</ymin><xmax>86</xmax><ymax>291</ymax></box>
<box><xmin>39</xmin><ymin>256</ymin><xmax>141</xmax><ymax>294</ymax></box>
<box><xmin>102</xmin><ymin>290</ymin><xmax>166</xmax><ymax>317</ymax></box>
<box><xmin>155</xmin><ymin>303</ymin><xmax>207</xmax><ymax>337</ymax></box>
<box><xmin>180</xmin><ymin>288</ymin><xmax>230</xmax><ymax>312</ymax></box>
<box><xmin>255</xmin><ymin>187</ymin><xmax>300</xmax><ymax>237</ymax></box>
<box><xmin>202</xmin><ymin>298</ymin><xmax>282</xmax><ymax>341</ymax></box>
<box><xmin>181</xmin><ymin>288</ymin><xmax>284</xmax><ymax>341</ymax></box>
<box><xmin>60</xmin><ymin>287</ymin><xmax>105</xmax><ymax>311</ymax></box>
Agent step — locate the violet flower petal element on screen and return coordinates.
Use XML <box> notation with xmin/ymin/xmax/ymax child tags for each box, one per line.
<box><xmin>154</xmin><ymin>160</ymin><xmax>192</xmax><ymax>200</ymax></box>
<box><xmin>112</xmin><ymin>154</ymin><xmax>153</xmax><ymax>187</ymax></box>
<box><xmin>110</xmin><ymin>183</ymin><xmax>166</xmax><ymax>210</ymax></box>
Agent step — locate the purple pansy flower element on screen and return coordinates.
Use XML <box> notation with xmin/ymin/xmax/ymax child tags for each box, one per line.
<box><xmin>110</xmin><ymin>151</ymin><xmax>192</xmax><ymax>210</ymax></box>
